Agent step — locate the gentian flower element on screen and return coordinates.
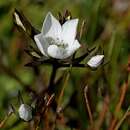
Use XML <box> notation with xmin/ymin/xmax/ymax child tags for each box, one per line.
<box><xmin>87</xmin><ymin>55</ymin><xmax>104</xmax><ymax>68</ymax></box>
<box><xmin>34</xmin><ymin>12</ymin><xmax>81</xmax><ymax>59</ymax></box>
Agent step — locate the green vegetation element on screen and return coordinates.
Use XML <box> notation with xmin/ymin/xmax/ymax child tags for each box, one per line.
<box><xmin>0</xmin><ymin>0</ymin><xmax>130</xmax><ymax>130</ymax></box>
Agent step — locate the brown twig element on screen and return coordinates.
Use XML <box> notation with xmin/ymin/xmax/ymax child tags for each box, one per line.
<box><xmin>42</xmin><ymin>94</ymin><xmax>55</xmax><ymax>114</ymax></box>
<box><xmin>0</xmin><ymin>112</ymin><xmax>13</xmax><ymax>128</ymax></box>
<box><xmin>114</xmin><ymin>107</ymin><xmax>130</xmax><ymax>130</ymax></box>
<box><xmin>108</xmin><ymin>81</ymin><xmax>128</xmax><ymax>130</ymax></box>
<box><xmin>94</xmin><ymin>94</ymin><xmax>110</xmax><ymax>130</ymax></box>
<box><xmin>35</xmin><ymin>94</ymin><xmax>55</xmax><ymax>130</ymax></box>
<box><xmin>84</xmin><ymin>85</ymin><xmax>94</xmax><ymax>125</ymax></box>
<box><xmin>0</xmin><ymin>116</ymin><xmax>8</xmax><ymax>128</ymax></box>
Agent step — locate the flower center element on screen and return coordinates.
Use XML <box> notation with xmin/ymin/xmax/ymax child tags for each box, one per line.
<box><xmin>47</xmin><ymin>37</ymin><xmax>68</xmax><ymax>49</ymax></box>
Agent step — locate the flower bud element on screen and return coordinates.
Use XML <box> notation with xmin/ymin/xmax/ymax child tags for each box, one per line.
<box><xmin>18</xmin><ymin>104</ymin><xmax>32</xmax><ymax>121</ymax></box>
<box><xmin>87</xmin><ymin>55</ymin><xmax>104</xmax><ymax>68</ymax></box>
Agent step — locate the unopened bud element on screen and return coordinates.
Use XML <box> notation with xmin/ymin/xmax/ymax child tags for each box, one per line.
<box><xmin>18</xmin><ymin>104</ymin><xmax>32</xmax><ymax>121</ymax></box>
<box><xmin>87</xmin><ymin>55</ymin><xmax>104</xmax><ymax>68</ymax></box>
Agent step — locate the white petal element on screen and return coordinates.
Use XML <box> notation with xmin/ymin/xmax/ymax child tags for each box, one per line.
<box><xmin>42</xmin><ymin>12</ymin><xmax>61</xmax><ymax>39</ymax></box>
<box><xmin>34</xmin><ymin>34</ymin><xmax>49</xmax><ymax>57</ymax></box>
<box><xmin>87</xmin><ymin>55</ymin><xmax>104</xmax><ymax>68</ymax></box>
<box><xmin>18</xmin><ymin>104</ymin><xmax>32</xmax><ymax>122</ymax></box>
<box><xmin>61</xmin><ymin>19</ymin><xmax>78</xmax><ymax>45</ymax></box>
<box><xmin>67</xmin><ymin>39</ymin><xmax>81</xmax><ymax>55</ymax></box>
<box><xmin>47</xmin><ymin>45</ymin><xmax>68</xmax><ymax>59</ymax></box>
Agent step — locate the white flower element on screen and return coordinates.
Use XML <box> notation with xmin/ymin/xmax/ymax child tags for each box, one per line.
<box><xmin>18</xmin><ymin>104</ymin><xmax>32</xmax><ymax>121</ymax></box>
<box><xmin>87</xmin><ymin>55</ymin><xmax>104</xmax><ymax>68</ymax></box>
<box><xmin>34</xmin><ymin>12</ymin><xmax>81</xmax><ymax>59</ymax></box>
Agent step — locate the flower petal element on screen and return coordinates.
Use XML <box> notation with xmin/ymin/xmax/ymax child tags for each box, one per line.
<box><xmin>87</xmin><ymin>55</ymin><xmax>104</xmax><ymax>68</ymax></box>
<box><xmin>42</xmin><ymin>12</ymin><xmax>61</xmax><ymax>39</ymax></box>
<box><xmin>61</xmin><ymin>19</ymin><xmax>78</xmax><ymax>45</ymax></box>
<box><xmin>47</xmin><ymin>45</ymin><xmax>68</xmax><ymax>59</ymax></box>
<box><xmin>67</xmin><ymin>39</ymin><xmax>81</xmax><ymax>55</ymax></box>
<box><xmin>34</xmin><ymin>34</ymin><xmax>49</xmax><ymax>57</ymax></box>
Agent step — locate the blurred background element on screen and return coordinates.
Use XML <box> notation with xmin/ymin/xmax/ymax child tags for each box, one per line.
<box><xmin>0</xmin><ymin>0</ymin><xmax>130</xmax><ymax>130</ymax></box>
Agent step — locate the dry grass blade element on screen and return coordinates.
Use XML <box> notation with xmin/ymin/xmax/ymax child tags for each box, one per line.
<box><xmin>84</xmin><ymin>85</ymin><xmax>94</xmax><ymax>125</ymax></box>
<box><xmin>0</xmin><ymin>116</ymin><xmax>9</xmax><ymax>128</ymax></box>
<box><xmin>0</xmin><ymin>111</ymin><xmax>13</xmax><ymax>128</ymax></box>
<box><xmin>108</xmin><ymin>81</ymin><xmax>128</xmax><ymax>130</ymax></box>
<box><xmin>79</xmin><ymin>20</ymin><xmax>86</xmax><ymax>40</ymax></box>
<box><xmin>114</xmin><ymin>107</ymin><xmax>130</xmax><ymax>130</ymax></box>
<box><xmin>41</xmin><ymin>94</ymin><xmax>55</xmax><ymax>114</ymax></box>
<box><xmin>46</xmin><ymin>94</ymin><xmax>55</xmax><ymax>107</ymax></box>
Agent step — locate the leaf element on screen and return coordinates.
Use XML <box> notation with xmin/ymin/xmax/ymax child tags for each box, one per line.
<box><xmin>13</xmin><ymin>9</ymin><xmax>40</xmax><ymax>39</ymax></box>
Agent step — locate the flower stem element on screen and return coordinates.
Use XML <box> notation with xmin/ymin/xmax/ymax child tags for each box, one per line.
<box><xmin>48</xmin><ymin>65</ymin><xmax>58</xmax><ymax>94</ymax></box>
<box><xmin>57</xmin><ymin>71</ymin><xmax>70</xmax><ymax>112</ymax></box>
